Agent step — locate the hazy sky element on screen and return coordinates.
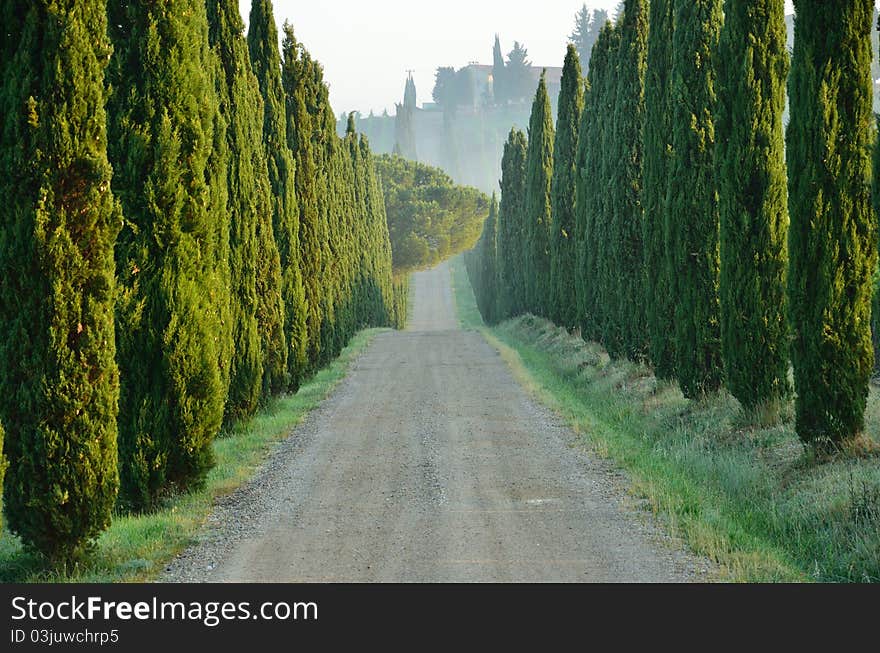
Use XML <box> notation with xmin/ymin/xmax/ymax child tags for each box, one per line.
<box><xmin>239</xmin><ymin>0</ymin><xmax>798</xmax><ymax>117</ymax></box>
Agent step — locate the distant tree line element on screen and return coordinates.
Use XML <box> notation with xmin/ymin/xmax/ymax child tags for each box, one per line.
<box><xmin>375</xmin><ymin>154</ymin><xmax>490</xmax><ymax>274</ymax></box>
<box><xmin>569</xmin><ymin>3</ymin><xmax>611</xmax><ymax>70</ymax></box>
<box><xmin>0</xmin><ymin>0</ymin><xmax>400</xmax><ymax>565</ymax></box>
<box><xmin>467</xmin><ymin>0</ymin><xmax>878</xmax><ymax>454</ymax></box>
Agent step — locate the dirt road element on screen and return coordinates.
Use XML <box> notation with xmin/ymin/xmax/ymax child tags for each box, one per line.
<box><xmin>164</xmin><ymin>261</ymin><xmax>707</xmax><ymax>582</ymax></box>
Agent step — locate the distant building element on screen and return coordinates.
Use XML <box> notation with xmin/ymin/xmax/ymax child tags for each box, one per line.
<box><xmin>341</xmin><ymin>61</ymin><xmax>566</xmax><ymax>194</ymax></box>
<box><xmin>455</xmin><ymin>63</ymin><xmax>563</xmax><ymax>112</ymax></box>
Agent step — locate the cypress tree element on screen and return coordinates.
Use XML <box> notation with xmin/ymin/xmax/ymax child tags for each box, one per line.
<box><xmin>597</xmin><ymin>22</ymin><xmax>622</xmax><ymax>346</ymax></box>
<box><xmin>282</xmin><ymin>25</ymin><xmax>328</xmax><ymax>369</ymax></box>
<box><xmin>524</xmin><ymin>72</ymin><xmax>554</xmax><ymax>317</ymax></box>
<box><xmin>317</xmin><ymin>93</ymin><xmax>342</xmax><ymax>364</ymax></box>
<box><xmin>874</xmin><ymin>113</ymin><xmax>880</xmax><ymax>373</ymax></box>
<box><xmin>549</xmin><ymin>45</ymin><xmax>584</xmax><ymax>329</ymax></box>
<box><xmin>465</xmin><ymin>240</ymin><xmax>484</xmax><ymax>319</ymax></box>
<box><xmin>585</xmin><ymin>21</ymin><xmax>620</xmax><ymax>343</ymax></box>
<box><xmin>715</xmin><ymin>0</ymin><xmax>790</xmax><ymax>411</ymax></box>
<box><xmin>394</xmin><ymin>76</ymin><xmax>418</xmax><ymax>161</ymax></box>
<box><xmin>208</xmin><ymin>0</ymin><xmax>285</xmax><ymax>415</ymax></box>
<box><xmin>608</xmin><ymin>0</ymin><xmax>648</xmax><ymax>359</ymax></box>
<box><xmin>573</xmin><ymin>77</ymin><xmax>592</xmax><ymax>336</ymax></box>
<box><xmin>497</xmin><ymin>129</ymin><xmax>529</xmax><ymax>319</ymax></box>
<box><xmin>787</xmin><ymin>0</ymin><xmax>876</xmax><ymax>447</ymax></box>
<box><xmin>493</xmin><ymin>35</ymin><xmax>507</xmax><ymax>105</ymax></box>
<box><xmin>642</xmin><ymin>0</ymin><xmax>676</xmax><ymax>379</ymax></box>
<box><xmin>247</xmin><ymin>1</ymin><xmax>305</xmax><ymax>395</ymax></box>
<box><xmin>577</xmin><ymin>28</ymin><xmax>613</xmax><ymax>343</ymax></box>
<box><xmin>364</xmin><ymin>136</ymin><xmax>397</xmax><ymax>328</ymax></box>
<box><xmin>0</xmin><ymin>0</ymin><xmax>120</xmax><ymax>559</ymax></box>
<box><xmin>107</xmin><ymin>0</ymin><xmax>227</xmax><ymax>509</ymax></box>
<box><xmin>667</xmin><ymin>0</ymin><xmax>724</xmax><ymax>398</ymax></box>
<box><xmin>0</xmin><ymin>421</ymin><xmax>5</xmax><ymax>536</ymax></box>
<box><xmin>480</xmin><ymin>194</ymin><xmax>500</xmax><ymax>323</ymax></box>
<box><xmin>255</xmin><ymin>190</ymin><xmax>287</xmax><ymax>399</ymax></box>
<box><xmin>204</xmin><ymin>49</ymin><xmax>234</xmax><ymax>412</ymax></box>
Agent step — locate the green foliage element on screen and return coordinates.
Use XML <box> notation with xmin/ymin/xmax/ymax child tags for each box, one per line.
<box><xmin>431</xmin><ymin>66</ymin><xmax>478</xmax><ymax>110</ymax></box>
<box><xmin>787</xmin><ymin>0</ymin><xmax>877</xmax><ymax>447</ymax></box>
<box><xmin>504</xmin><ymin>41</ymin><xmax>535</xmax><ymax>103</ymax></box>
<box><xmin>497</xmin><ymin>129</ymin><xmax>529</xmax><ymax>320</ymax></box>
<box><xmin>549</xmin><ymin>45</ymin><xmax>584</xmax><ymax>329</ymax></box>
<box><xmin>282</xmin><ymin>25</ymin><xmax>331</xmax><ymax>369</ymax></box>
<box><xmin>578</xmin><ymin>21</ymin><xmax>620</xmax><ymax>342</ymax></box>
<box><xmin>0</xmin><ymin>330</ymin><xmax>383</xmax><ymax>582</ymax></box>
<box><xmin>492</xmin><ymin>36</ymin><xmax>506</xmax><ymax>105</ymax></box>
<box><xmin>573</xmin><ymin>78</ymin><xmax>593</xmax><ymax>337</ymax></box>
<box><xmin>524</xmin><ymin>72</ymin><xmax>554</xmax><ymax>318</ymax></box>
<box><xmin>466</xmin><ymin>194</ymin><xmax>500</xmax><ymax>324</ymax></box>
<box><xmin>432</xmin><ymin>66</ymin><xmax>457</xmax><ymax>106</ymax></box>
<box><xmin>0</xmin><ymin>0</ymin><xmax>395</xmax><ymax>572</ymax></box>
<box><xmin>0</xmin><ymin>0</ymin><xmax>120</xmax><ymax>560</ymax></box>
<box><xmin>569</xmin><ymin>4</ymin><xmax>610</xmax><ymax>70</ymax></box>
<box><xmin>248</xmin><ymin>0</ymin><xmax>309</xmax><ymax>392</ymax></box>
<box><xmin>107</xmin><ymin>0</ymin><xmax>228</xmax><ymax>510</ymax></box>
<box><xmin>715</xmin><ymin>0</ymin><xmax>790</xmax><ymax>410</ymax></box>
<box><xmin>394</xmin><ymin>76</ymin><xmax>418</xmax><ymax>161</ymax></box>
<box><xmin>390</xmin><ymin>276</ymin><xmax>410</xmax><ymax>330</ymax></box>
<box><xmin>208</xmin><ymin>0</ymin><xmax>284</xmax><ymax>418</ymax></box>
<box><xmin>642</xmin><ymin>0</ymin><xmax>676</xmax><ymax>380</ymax></box>
<box><xmin>874</xmin><ymin>114</ymin><xmax>880</xmax><ymax>372</ymax></box>
<box><xmin>667</xmin><ymin>0</ymin><xmax>723</xmax><ymax>399</ymax></box>
<box><xmin>282</xmin><ymin>25</ymin><xmax>396</xmax><ymax>366</ymax></box>
<box><xmin>373</xmin><ymin>154</ymin><xmax>490</xmax><ymax>274</ymax></box>
<box><xmin>0</xmin><ymin>421</ymin><xmax>5</xmax><ymax>536</ymax></box>
<box><xmin>607</xmin><ymin>0</ymin><xmax>648</xmax><ymax>359</ymax></box>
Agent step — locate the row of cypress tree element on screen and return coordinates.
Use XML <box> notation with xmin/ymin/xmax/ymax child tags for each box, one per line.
<box><xmin>467</xmin><ymin>0</ymin><xmax>878</xmax><ymax>454</ymax></box>
<box><xmin>0</xmin><ymin>0</ymin><xmax>399</xmax><ymax>563</ymax></box>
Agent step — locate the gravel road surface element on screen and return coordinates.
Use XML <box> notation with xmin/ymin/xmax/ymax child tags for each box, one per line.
<box><xmin>163</xmin><ymin>261</ymin><xmax>709</xmax><ymax>582</ymax></box>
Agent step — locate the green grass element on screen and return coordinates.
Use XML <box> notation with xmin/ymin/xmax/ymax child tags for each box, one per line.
<box><xmin>0</xmin><ymin>328</ymin><xmax>385</xmax><ymax>582</ymax></box>
<box><xmin>450</xmin><ymin>255</ymin><xmax>880</xmax><ymax>582</ymax></box>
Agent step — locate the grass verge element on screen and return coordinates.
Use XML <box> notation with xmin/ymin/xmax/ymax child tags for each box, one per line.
<box><xmin>0</xmin><ymin>328</ymin><xmax>385</xmax><ymax>582</ymax></box>
<box><xmin>450</xmin><ymin>255</ymin><xmax>880</xmax><ymax>582</ymax></box>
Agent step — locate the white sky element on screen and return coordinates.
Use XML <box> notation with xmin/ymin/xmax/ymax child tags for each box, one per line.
<box><xmin>239</xmin><ymin>0</ymin><xmax>798</xmax><ymax>117</ymax></box>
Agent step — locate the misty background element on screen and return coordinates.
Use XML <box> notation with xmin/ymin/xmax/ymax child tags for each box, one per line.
<box><xmin>240</xmin><ymin>0</ymin><xmax>874</xmax><ymax>196</ymax></box>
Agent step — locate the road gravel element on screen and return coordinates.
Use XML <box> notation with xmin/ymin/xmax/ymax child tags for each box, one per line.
<box><xmin>163</xmin><ymin>261</ymin><xmax>710</xmax><ymax>582</ymax></box>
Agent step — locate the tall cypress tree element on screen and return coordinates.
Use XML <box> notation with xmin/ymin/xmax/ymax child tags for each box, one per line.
<box><xmin>282</xmin><ymin>25</ymin><xmax>328</xmax><ymax>369</ymax></box>
<box><xmin>577</xmin><ymin>26</ymin><xmax>617</xmax><ymax>343</ymax></box>
<box><xmin>550</xmin><ymin>45</ymin><xmax>584</xmax><ymax>329</ymax></box>
<box><xmin>573</xmin><ymin>77</ymin><xmax>592</xmax><ymax>336</ymax></box>
<box><xmin>497</xmin><ymin>129</ymin><xmax>529</xmax><ymax>319</ymax></box>
<box><xmin>608</xmin><ymin>0</ymin><xmax>648</xmax><ymax>359</ymax></box>
<box><xmin>208</xmin><ymin>0</ymin><xmax>285</xmax><ymax>414</ymax></box>
<box><xmin>107</xmin><ymin>0</ymin><xmax>227</xmax><ymax>509</ymax></box>
<box><xmin>316</xmin><ymin>86</ymin><xmax>342</xmax><ymax>365</ymax></box>
<box><xmin>667</xmin><ymin>0</ymin><xmax>724</xmax><ymax>399</ymax></box>
<box><xmin>715</xmin><ymin>0</ymin><xmax>790</xmax><ymax>411</ymax></box>
<box><xmin>590</xmin><ymin>21</ymin><xmax>621</xmax><ymax>344</ymax></box>
<box><xmin>479</xmin><ymin>194</ymin><xmax>500</xmax><ymax>323</ymax></box>
<box><xmin>493</xmin><ymin>34</ymin><xmax>507</xmax><ymax>105</ymax></box>
<box><xmin>394</xmin><ymin>75</ymin><xmax>419</xmax><ymax>161</ymax></box>
<box><xmin>642</xmin><ymin>0</ymin><xmax>676</xmax><ymax>379</ymax></box>
<box><xmin>0</xmin><ymin>420</ymin><xmax>5</xmax><ymax>536</ymax></box>
<box><xmin>247</xmin><ymin>0</ymin><xmax>307</xmax><ymax>394</ymax></box>
<box><xmin>787</xmin><ymin>0</ymin><xmax>876</xmax><ymax>447</ymax></box>
<box><xmin>361</xmin><ymin>134</ymin><xmax>396</xmax><ymax>327</ymax></box>
<box><xmin>0</xmin><ymin>0</ymin><xmax>120</xmax><ymax>560</ymax></box>
<box><xmin>524</xmin><ymin>72</ymin><xmax>554</xmax><ymax>317</ymax></box>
